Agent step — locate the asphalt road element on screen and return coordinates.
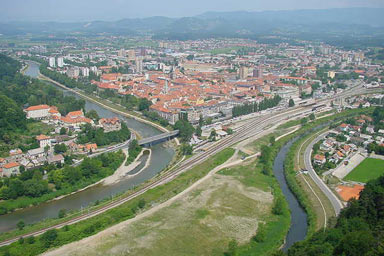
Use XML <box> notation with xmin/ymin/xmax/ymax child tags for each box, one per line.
<box><xmin>304</xmin><ymin>132</ymin><xmax>344</xmax><ymax>215</ymax></box>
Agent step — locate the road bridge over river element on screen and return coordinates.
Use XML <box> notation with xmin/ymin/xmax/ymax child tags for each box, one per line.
<box><xmin>139</xmin><ymin>130</ymin><xmax>179</xmax><ymax>147</ymax></box>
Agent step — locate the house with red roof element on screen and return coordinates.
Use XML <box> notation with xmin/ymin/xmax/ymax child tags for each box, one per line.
<box><xmin>2</xmin><ymin>162</ymin><xmax>20</xmax><ymax>177</ymax></box>
<box><xmin>36</xmin><ymin>134</ymin><xmax>52</xmax><ymax>148</ymax></box>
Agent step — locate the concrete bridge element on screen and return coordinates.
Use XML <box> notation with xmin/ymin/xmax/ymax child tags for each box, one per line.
<box><xmin>139</xmin><ymin>130</ymin><xmax>179</xmax><ymax>147</ymax></box>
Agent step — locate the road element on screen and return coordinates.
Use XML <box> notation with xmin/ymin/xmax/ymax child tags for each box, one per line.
<box><xmin>0</xmin><ymin>83</ymin><xmax>369</xmax><ymax>246</ymax></box>
<box><xmin>303</xmin><ymin>132</ymin><xmax>344</xmax><ymax>215</ymax></box>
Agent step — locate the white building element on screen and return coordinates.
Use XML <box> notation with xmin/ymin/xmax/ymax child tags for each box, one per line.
<box><xmin>57</xmin><ymin>57</ymin><xmax>64</xmax><ymax>68</ymax></box>
<box><xmin>24</xmin><ymin>104</ymin><xmax>51</xmax><ymax>119</ymax></box>
<box><xmin>81</xmin><ymin>67</ymin><xmax>90</xmax><ymax>77</ymax></box>
<box><xmin>49</xmin><ymin>57</ymin><xmax>56</xmax><ymax>68</ymax></box>
<box><xmin>2</xmin><ymin>162</ymin><xmax>20</xmax><ymax>177</ymax></box>
<box><xmin>36</xmin><ymin>134</ymin><xmax>51</xmax><ymax>149</ymax></box>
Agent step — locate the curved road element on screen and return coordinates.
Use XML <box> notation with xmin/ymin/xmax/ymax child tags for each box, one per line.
<box><xmin>304</xmin><ymin>132</ymin><xmax>344</xmax><ymax>215</ymax></box>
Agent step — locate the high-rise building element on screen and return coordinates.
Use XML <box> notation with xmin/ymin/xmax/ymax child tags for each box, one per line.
<box><xmin>67</xmin><ymin>67</ymin><xmax>80</xmax><ymax>78</ymax></box>
<box><xmin>253</xmin><ymin>66</ymin><xmax>263</xmax><ymax>78</ymax></box>
<box><xmin>49</xmin><ymin>57</ymin><xmax>56</xmax><ymax>68</ymax></box>
<box><xmin>90</xmin><ymin>66</ymin><xmax>98</xmax><ymax>74</ymax></box>
<box><xmin>118</xmin><ymin>49</ymin><xmax>126</xmax><ymax>57</ymax></box>
<box><xmin>239</xmin><ymin>66</ymin><xmax>248</xmax><ymax>80</ymax></box>
<box><xmin>140</xmin><ymin>48</ymin><xmax>146</xmax><ymax>56</ymax></box>
<box><xmin>136</xmin><ymin>57</ymin><xmax>143</xmax><ymax>74</ymax></box>
<box><xmin>127</xmin><ymin>50</ymin><xmax>136</xmax><ymax>61</ymax></box>
<box><xmin>57</xmin><ymin>57</ymin><xmax>64</xmax><ymax>68</ymax></box>
<box><xmin>81</xmin><ymin>67</ymin><xmax>90</xmax><ymax>77</ymax></box>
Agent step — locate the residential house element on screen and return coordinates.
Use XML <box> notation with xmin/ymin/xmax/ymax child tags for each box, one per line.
<box><xmin>2</xmin><ymin>162</ymin><xmax>20</xmax><ymax>177</ymax></box>
<box><xmin>314</xmin><ymin>154</ymin><xmax>326</xmax><ymax>165</ymax></box>
<box><xmin>99</xmin><ymin>117</ymin><xmax>122</xmax><ymax>132</ymax></box>
<box><xmin>36</xmin><ymin>134</ymin><xmax>51</xmax><ymax>149</ymax></box>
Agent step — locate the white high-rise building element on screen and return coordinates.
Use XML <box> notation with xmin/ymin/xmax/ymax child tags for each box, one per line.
<box><xmin>90</xmin><ymin>66</ymin><xmax>98</xmax><ymax>74</ymax></box>
<box><xmin>136</xmin><ymin>57</ymin><xmax>143</xmax><ymax>74</ymax></box>
<box><xmin>81</xmin><ymin>67</ymin><xmax>90</xmax><ymax>77</ymax></box>
<box><xmin>49</xmin><ymin>57</ymin><xmax>56</xmax><ymax>68</ymax></box>
<box><xmin>57</xmin><ymin>57</ymin><xmax>64</xmax><ymax>68</ymax></box>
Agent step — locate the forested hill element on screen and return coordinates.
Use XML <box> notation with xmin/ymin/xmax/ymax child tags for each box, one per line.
<box><xmin>0</xmin><ymin>54</ymin><xmax>85</xmax><ymax>115</ymax></box>
<box><xmin>0</xmin><ymin>54</ymin><xmax>85</xmax><ymax>154</ymax></box>
<box><xmin>287</xmin><ymin>175</ymin><xmax>384</xmax><ymax>255</ymax></box>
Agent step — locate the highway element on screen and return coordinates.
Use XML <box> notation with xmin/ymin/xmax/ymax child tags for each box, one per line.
<box><xmin>0</xmin><ymin>83</ymin><xmax>370</xmax><ymax>247</ymax></box>
<box><xmin>303</xmin><ymin>132</ymin><xmax>344</xmax><ymax>215</ymax></box>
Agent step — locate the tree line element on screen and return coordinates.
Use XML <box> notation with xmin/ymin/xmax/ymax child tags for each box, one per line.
<box><xmin>0</xmin><ymin>151</ymin><xmax>124</xmax><ymax>215</ymax></box>
<box><xmin>232</xmin><ymin>95</ymin><xmax>282</xmax><ymax>118</ymax></box>
<box><xmin>76</xmin><ymin>122</ymin><xmax>131</xmax><ymax>147</ymax></box>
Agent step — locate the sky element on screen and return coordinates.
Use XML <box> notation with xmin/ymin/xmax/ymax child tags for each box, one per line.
<box><xmin>1</xmin><ymin>0</ymin><xmax>384</xmax><ymax>22</ymax></box>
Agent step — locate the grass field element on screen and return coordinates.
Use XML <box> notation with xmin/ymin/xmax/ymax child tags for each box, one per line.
<box><xmin>345</xmin><ymin>158</ymin><xmax>384</xmax><ymax>183</ymax></box>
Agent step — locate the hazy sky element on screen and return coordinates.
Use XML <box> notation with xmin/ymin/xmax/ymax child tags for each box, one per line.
<box><xmin>1</xmin><ymin>0</ymin><xmax>384</xmax><ymax>22</ymax></box>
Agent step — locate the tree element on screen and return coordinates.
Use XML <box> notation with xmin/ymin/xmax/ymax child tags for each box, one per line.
<box><xmin>309</xmin><ymin>113</ymin><xmax>316</xmax><ymax>121</ymax></box>
<box><xmin>272</xmin><ymin>197</ymin><xmax>284</xmax><ymax>215</ymax></box>
<box><xmin>40</xmin><ymin>229</ymin><xmax>58</xmax><ymax>248</ymax></box>
<box><xmin>289</xmin><ymin>99</ymin><xmax>295</xmax><ymax>107</ymax></box>
<box><xmin>174</xmin><ymin>120</ymin><xmax>194</xmax><ymax>142</ymax></box>
<box><xmin>253</xmin><ymin>223</ymin><xmax>266</xmax><ymax>242</ymax></box>
<box><xmin>300</xmin><ymin>117</ymin><xmax>308</xmax><ymax>126</ymax></box>
<box><xmin>54</xmin><ymin>143</ymin><xmax>67</xmax><ymax>154</ymax></box>
<box><xmin>58</xmin><ymin>209</ymin><xmax>66</xmax><ymax>218</ymax></box>
<box><xmin>85</xmin><ymin>110</ymin><xmax>100</xmax><ymax>121</ymax></box>
<box><xmin>17</xmin><ymin>220</ymin><xmax>25</xmax><ymax>230</ymax></box>
<box><xmin>138</xmin><ymin>98</ymin><xmax>152</xmax><ymax>111</ymax></box>
<box><xmin>198</xmin><ymin>115</ymin><xmax>204</xmax><ymax>127</ymax></box>
<box><xmin>195</xmin><ymin>126</ymin><xmax>202</xmax><ymax>137</ymax></box>
<box><xmin>138</xmin><ymin>199</ymin><xmax>146</xmax><ymax>209</ymax></box>
<box><xmin>269</xmin><ymin>136</ymin><xmax>275</xmax><ymax>145</ymax></box>
<box><xmin>181</xmin><ymin>144</ymin><xmax>193</xmax><ymax>155</ymax></box>
<box><xmin>26</xmin><ymin>236</ymin><xmax>35</xmax><ymax>244</ymax></box>
<box><xmin>225</xmin><ymin>239</ymin><xmax>239</xmax><ymax>256</ymax></box>
<box><xmin>18</xmin><ymin>237</ymin><xmax>24</xmax><ymax>244</ymax></box>
<box><xmin>59</xmin><ymin>127</ymin><xmax>67</xmax><ymax>135</ymax></box>
<box><xmin>209</xmin><ymin>130</ymin><xmax>217</xmax><ymax>141</ymax></box>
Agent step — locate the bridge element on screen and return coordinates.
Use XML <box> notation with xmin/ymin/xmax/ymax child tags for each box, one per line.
<box><xmin>139</xmin><ymin>130</ymin><xmax>179</xmax><ymax>147</ymax></box>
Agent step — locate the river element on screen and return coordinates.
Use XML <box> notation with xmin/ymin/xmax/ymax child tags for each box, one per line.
<box><xmin>0</xmin><ymin>62</ymin><xmax>175</xmax><ymax>233</ymax></box>
<box><xmin>273</xmin><ymin>137</ymin><xmax>308</xmax><ymax>251</ymax></box>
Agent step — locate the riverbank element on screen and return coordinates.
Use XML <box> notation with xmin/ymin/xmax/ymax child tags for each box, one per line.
<box><xmin>103</xmin><ymin>148</ymin><xmax>152</xmax><ymax>185</ymax></box>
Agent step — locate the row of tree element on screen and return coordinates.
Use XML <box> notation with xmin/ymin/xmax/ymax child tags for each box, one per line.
<box><xmin>232</xmin><ymin>95</ymin><xmax>282</xmax><ymax>118</ymax></box>
<box><xmin>77</xmin><ymin>123</ymin><xmax>131</xmax><ymax>147</ymax></box>
<box><xmin>0</xmin><ymin>151</ymin><xmax>124</xmax><ymax>215</ymax></box>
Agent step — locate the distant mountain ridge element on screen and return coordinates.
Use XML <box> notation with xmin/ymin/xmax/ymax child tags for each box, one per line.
<box><xmin>1</xmin><ymin>8</ymin><xmax>383</xmax><ymax>47</ymax></box>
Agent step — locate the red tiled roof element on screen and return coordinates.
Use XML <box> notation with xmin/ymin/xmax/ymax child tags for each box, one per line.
<box><xmin>3</xmin><ymin>162</ymin><xmax>20</xmax><ymax>169</ymax></box>
<box><xmin>25</xmin><ymin>104</ymin><xmax>50</xmax><ymax>111</ymax></box>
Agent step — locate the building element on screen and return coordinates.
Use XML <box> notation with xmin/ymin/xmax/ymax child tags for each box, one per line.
<box><xmin>81</xmin><ymin>67</ymin><xmax>90</xmax><ymax>77</ymax></box>
<box><xmin>118</xmin><ymin>49</ymin><xmax>126</xmax><ymax>57</ymax></box>
<box><xmin>49</xmin><ymin>57</ymin><xmax>56</xmax><ymax>68</ymax></box>
<box><xmin>57</xmin><ymin>57</ymin><xmax>64</xmax><ymax>68</ymax></box>
<box><xmin>239</xmin><ymin>66</ymin><xmax>248</xmax><ymax>80</ymax></box>
<box><xmin>136</xmin><ymin>57</ymin><xmax>143</xmax><ymax>74</ymax></box>
<box><xmin>99</xmin><ymin>117</ymin><xmax>122</xmax><ymax>132</ymax></box>
<box><xmin>127</xmin><ymin>50</ymin><xmax>136</xmax><ymax>61</ymax></box>
<box><xmin>24</xmin><ymin>104</ymin><xmax>51</xmax><ymax>119</ymax></box>
<box><xmin>36</xmin><ymin>134</ymin><xmax>51</xmax><ymax>149</ymax></box>
<box><xmin>67</xmin><ymin>67</ymin><xmax>80</xmax><ymax>78</ymax></box>
<box><xmin>2</xmin><ymin>162</ymin><xmax>20</xmax><ymax>177</ymax></box>
<box><xmin>253</xmin><ymin>66</ymin><xmax>263</xmax><ymax>78</ymax></box>
<box><xmin>314</xmin><ymin>154</ymin><xmax>326</xmax><ymax>165</ymax></box>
